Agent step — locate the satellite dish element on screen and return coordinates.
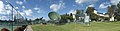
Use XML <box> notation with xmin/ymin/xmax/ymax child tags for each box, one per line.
<box><xmin>48</xmin><ymin>12</ymin><xmax>61</xmax><ymax>20</ymax></box>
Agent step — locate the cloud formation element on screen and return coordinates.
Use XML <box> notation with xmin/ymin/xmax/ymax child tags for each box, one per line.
<box><xmin>50</xmin><ymin>0</ymin><xmax>65</xmax><ymax>12</ymax></box>
<box><xmin>88</xmin><ymin>4</ymin><xmax>94</xmax><ymax>7</ymax></box>
<box><xmin>34</xmin><ymin>7</ymin><xmax>39</xmax><ymax>10</ymax></box>
<box><xmin>0</xmin><ymin>1</ymin><xmax>12</xmax><ymax>15</ymax></box>
<box><xmin>75</xmin><ymin>0</ymin><xmax>98</xmax><ymax>4</ymax></box>
<box><xmin>0</xmin><ymin>1</ymin><xmax>5</xmax><ymax>14</ymax></box>
<box><xmin>68</xmin><ymin>9</ymin><xmax>76</xmax><ymax>14</ymax></box>
<box><xmin>33</xmin><ymin>7</ymin><xmax>45</xmax><ymax>13</ymax></box>
<box><xmin>110</xmin><ymin>0</ymin><xmax>120</xmax><ymax>5</ymax></box>
<box><xmin>24</xmin><ymin>9</ymin><xmax>33</xmax><ymax>16</ymax></box>
<box><xmin>22</xmin><ymin>6</ymin><xmax>25</xmax><ymax>9</ymax></box>
<box><xmin>1</xmin><ymin>16</ymin><xmax>8</xmax><ymax>20</ymax></box>
<box><xmin>16</xmin><ymin>1</ymin><xmax>23</xmax><ymax>5</ymax></box>
<box><xmin>99</xmin><ymin>2</ymin><xmax>111</xmax><ymax>9</ymax></box>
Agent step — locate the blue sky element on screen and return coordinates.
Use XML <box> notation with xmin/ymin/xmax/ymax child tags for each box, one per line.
<box><xmin>0</xmin><ymin>0</ymin><xmax>119</xmax><ymax>20</ymax></box>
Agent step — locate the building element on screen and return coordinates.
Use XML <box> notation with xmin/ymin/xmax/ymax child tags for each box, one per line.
<box><xmin>69</xmin><ymin>9</ymin><xmax>85</xmax><ymax>22</ymax></box>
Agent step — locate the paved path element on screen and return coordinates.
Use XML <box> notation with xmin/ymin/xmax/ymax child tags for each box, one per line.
<box><xmin>24</xmin><ymin>25</ymin><xmax>33</xmax><ymax>31</ymax></box>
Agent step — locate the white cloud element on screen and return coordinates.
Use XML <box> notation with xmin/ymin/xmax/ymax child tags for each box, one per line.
<box><xmin>50</xmin><ymin>4</ymin><xmax>60</xmax><ymax>11</ymax></box>
<box><xmin>75</xmin><ymin>0</ymin><xmax>98</xmax><ymax>5</ymax></box>
<box><xmin>4</xmin><ymin>4</ymin><xmax>12</xmax><ymax>10</ymax></box>
<box><xmin>37</xmin><ymin>9</ymin><xmax>45</xmax><ymax>13</ymax></box>
<box><xmin>0</xmin><ymin>1</ymin><xmax>12</xmax><ymax>15</ymax></box>
<box><xmin>88</xmin><ymin>4</ymin><xmax>94</xmax><ymax>7</ymax></box>
<box><xmin>110</xmin><ymin>0</ymin><xmax>120</xmax><ymax>5</ymax></box>
<box><xmin>33</xmin><ymin>7</ymin><xmax>45</xmax><ymax>13</ymax></box>
<box><xmin>50</xmin><ymin>0</ymin><xmax>65</xmax><ymax>12</ymax></box>
<box><xmin>24</xmin><ymin>9</ymin><xmax>33</xmax><ymax>16</ymax></box>
<box><xmin>99</xmin><ymin>2</ymin><xmax>111</xmax><ymax>9</ymax></box>
<box><xmin>68</xmin><ymin>9</ymin><xmax>74</xmax><ymax>14</ymax></box>
<box><xmin>68</xmin><ymin>9</ymin><xmax>76</xmax><ymax>14</ymax></box>
<box><xmin>13</xmin><ymin>11</ymin><xmax>25</xmax><ymax>17</ymax></box>
<box><xmin>24</xmin><ymin>0</ymin><xmax>27</xmax><ymax>2</ymax></box>
<box><xmin>33</xmin><ymin>7</ymin><xmax>40</xmax><ymax>13</ymax></box>
<box><xmin>0</xmin><ymin>1</ymin><xmax>23</xmax><ymax>20</ymax></box>
<box><xmin>6</xmin><ymin>10</ymin><xmax>12</xmax><ymax>14</ymax></box>
<box><xmin>22</xmin><ymin>6</ymin><xmax>25</xmax><ymax>9</ymax></box>
<box><xmin>37</xmin><ymin>10</ymin><xmax>41</xmax><ymax>13</ymax></box>
<box><xmin>0</xmin><ymin>1</ymin><xmax>4</xmax><ymax>14</ymax></box>
<box><xmin>19</xmin><ymin>12</ymin><xmax>25</xmax><ymax>16</ymax></box>
<box><xmin>1</xmin><ymin>16</ymin><xmax>8</xmax><ymax>20</ymax></box>
<box><xmin>0</xmin><ymin>1</ymin><xmax>4</xmax><ymax>10</ymax></box>
<box><xmin>16</xmin><ymin>1</ymin><xmax>23</xmax><ymax>5</ymax></box>
<box><xmin>34</xmin><ymin>7</ymin><xmax>39</xmax><ymax>10</ymax></box>
<box><xmin>15</xmin><ymin>7</ymin><xmax>19</xmax><ymax>9</ymax></box>
<box><xmin>4</xmin><ymin>4</ymin><xmax>18</xmax><ymax>15</ymax></box>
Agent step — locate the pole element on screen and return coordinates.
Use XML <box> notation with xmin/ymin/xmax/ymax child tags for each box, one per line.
<box><xmin>10</xmin><ymin>3</ymin><xmax>14</xmax><ymax>31</ymax></box>
<box><xmin>11</xmin><ymin>3</ymin><xmax>13</xmax><ymax>31</ymax></box>
<box><xmin>5</xmin><ymin>0</ymin><xmax>26</xmax><ymax>31</ymax></box>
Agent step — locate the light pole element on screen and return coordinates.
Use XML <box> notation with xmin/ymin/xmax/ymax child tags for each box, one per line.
<box><xmin>5</xmin><ymin>0</ymin><xmax>14</xmax><ymax>31</ymax></box>
<box><xmin>5</xmin><ymin>0</ymin><xmax>25</xmax><ymax>31</ymax></box>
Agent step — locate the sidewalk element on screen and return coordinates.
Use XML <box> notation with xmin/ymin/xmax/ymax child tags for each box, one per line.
<box><xmin>24</xmin><ymin>25</ymin><xmax>33</xmax><ymax>31</ymax></box>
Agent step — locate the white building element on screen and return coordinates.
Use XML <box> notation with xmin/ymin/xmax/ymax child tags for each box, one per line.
<box><xmin>93</xmin><ymin>10</ymin><xmax>114</xmax><ymax>21</ymax></box>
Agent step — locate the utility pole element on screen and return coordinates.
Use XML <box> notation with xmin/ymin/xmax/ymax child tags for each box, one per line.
<box><xmin>5</xmin><ymin>0</ymin><xmax>25</xmax><ymax>31</ymax></box>
<box><xmin>5</xmin><ymin>0</ymin><xmax>14</xmax><ymax>31</ymax></box>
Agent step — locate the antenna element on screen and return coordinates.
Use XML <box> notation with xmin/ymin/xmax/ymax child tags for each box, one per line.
<box><xmin>48</xmin><ymin>12</ymin><xmax>61</xmax><ymax>21</ymax></box>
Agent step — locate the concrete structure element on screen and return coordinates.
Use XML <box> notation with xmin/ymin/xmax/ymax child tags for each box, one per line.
<box><xmin>70</xmin><ymin>10</ymin><xmax>85</xmax><ymax>22</ymax></box>
<box><xmin>93</xmin><ymin>10</ymin><xmax>114</xmax><ymax>21</ymax></box>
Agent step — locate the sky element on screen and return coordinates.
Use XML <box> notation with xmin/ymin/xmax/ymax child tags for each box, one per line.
<box><xmin>0</xmin><ymin>0</ymin><xmax>120</xmax><ymax>20</ymax></box>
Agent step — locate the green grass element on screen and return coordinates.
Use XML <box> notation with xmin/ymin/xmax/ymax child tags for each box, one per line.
<box><xmin>32</xmin><ymin>22</ymin><xmax>120</xmax><ymax>31</ymax></box>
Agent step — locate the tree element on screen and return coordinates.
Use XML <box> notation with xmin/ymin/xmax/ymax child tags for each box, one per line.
<box><xmin>107</xmin><ymin>5</ymin><xmax>115</xmax><ymax>18</ymax></box>
<box><xmin>76</xmin><ymin>9</ymin><xmax>81</xmax><ymax>14</ymax></box>
<box><xmin>115</xmin><ymin>2</ymin><xmax>120</xmax><ymax>21</ymax></box>
<box><xmin>86</xmin><ymin>7</ymin><xmax>99</xmax><ymax>21</ymax></box>
<box><xmin>86</xmin><ymin>7</ymin><xmax>95</xmax><ymax>15</ymax></box>
<box><xmin>70</xmin><ymin>13</ymin><xmax>73</xmax><ymax>16</ymax></box>
<box><xmin>75</xmin><ymin>9</ymin><xmax>82</xmax><ymax>20</ymax></box>
<box><xmin>117</xmin><ymin>2</ymin><xmax>120</xmax><ymax>14</ymax></box>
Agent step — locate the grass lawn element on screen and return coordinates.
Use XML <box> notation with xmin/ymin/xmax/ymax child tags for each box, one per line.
<box><xmin>31</xmin><ymin>22</ymin><xmax>120</xmax><ymax>31</ymax></box>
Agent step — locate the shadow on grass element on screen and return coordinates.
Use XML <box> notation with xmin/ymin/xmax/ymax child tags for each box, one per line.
<box><xmin>118</xmin><ymin>30</ymin><xmax>120</xmax><ymax>31</ymax></box>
